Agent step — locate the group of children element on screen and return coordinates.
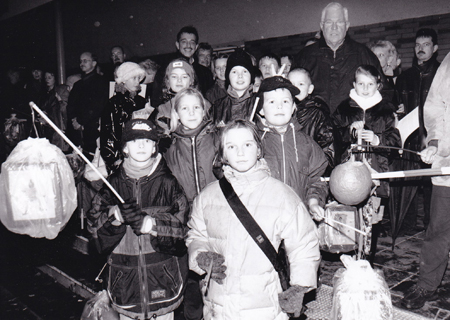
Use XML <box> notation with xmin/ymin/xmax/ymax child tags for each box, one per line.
<box><xmin>87</xmin><ymin>47</ymin><xmax>400</xmax><ymax>319</ymax></box>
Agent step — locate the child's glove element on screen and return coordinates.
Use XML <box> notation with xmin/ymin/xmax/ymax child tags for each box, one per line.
<box><xmin>119</xmin><ymin>198</ymin><xmax>146</xmax><ymax>235</ymax></box>
<box><xmin>278</xmin><ymin>285</ymin><xmax>308</xmax><ymax>317</ymax></box>
<box><xmin>196</xmin><ymin>251</ymin><xmax>227</xmax><ymax>284</ymax></box>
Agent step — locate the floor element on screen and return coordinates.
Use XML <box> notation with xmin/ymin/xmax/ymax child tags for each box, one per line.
<box><xmin>318</xmin><ymin>228</ymin><xmax>450</xmax><ymax>320</ymax></box>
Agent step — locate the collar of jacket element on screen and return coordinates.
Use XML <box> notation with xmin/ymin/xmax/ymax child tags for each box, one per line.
<box><xmin>223</xmin><ymin>158</ymin><xmax>271</xmax><ymax>194</ymax></box>
<box><xmin>172</xmin><ymin>119</ymin><xmax>213</xmax><ymax>139</ymax></box>
<box><xmin>227</xmin><ymin>85</ymin><xmax>252</xmax><ymax>103</ymax></box>
<box><xmin>318</xmin><ymin>34</ymin><xmax>353</xmax><ymax>53</ymax></box>
<box><xmin>413</xmin><ymin>54</ymin><xmax>440</xmax><ymax>74</ymax></box>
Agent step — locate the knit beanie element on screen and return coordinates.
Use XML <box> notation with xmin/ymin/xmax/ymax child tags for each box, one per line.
<box><xmin>115</xmin><ymin>62</ymin><xmax>146</xmax><ymax>84</ymax></box>
<box><xmin>166</xmin><ymin>59</ymin><xmax>196</xmax><ymax>81</ymax></box>
<box><xmin>225</xmin><ymin>49</ymin><xmax>255</xmax><ymax>87</ymax></box>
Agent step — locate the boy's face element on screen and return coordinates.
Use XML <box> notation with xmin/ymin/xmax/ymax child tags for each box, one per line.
<box><xmin>214</xmin><ymin>58</ymin><xmax>227</xmax><ymax>81</ymax></box>
<box><xmin>197</xmin><ymin>49</ymin><xmax>212</xmax><ymax>68</ymax></box>
<box><xmin>280</xmin><ymin>56</ymin><xmax>292</xmax><ymax>76</ymax></box>
<box><xmin>288</xmin><ymin>71</ymin><xmax>314</xmax><ymax>101</ymax></box>
<box><xmin>169</xmin><ymin>68</ymin><xmax>191</xmax><ymax>93</ymax></box>
<box><xmin>229</xmin><ymin>66</ymin><xmax>251</xmax><ymax>95</ymax></box>
<box><xmin>262</xmin><ymin>88</ymin><xmax>296</xmax><ymax>127</ymax></box>
<box><xmin>177</xmin><ymin>94</ymin><xmax>205</xmax><ymax>130</ymax></box>
<box><xmin>259</xmin><ymin>57</ymin><xmax>279</xmax><ymax>79</ymax></box>
<box><xmin>253</xmin><ymin>76</ymin><xmax>262</xmax><ymax>93</ymax></box>
<box><xmin>176</xmin><ymin>32</ymin><xmax>198</xmax><ymax>59</ymax></box>
<box><xmin>124</xmin><ymin>139</ymin><xmax>156</xmax><ymax>164</ymax></box>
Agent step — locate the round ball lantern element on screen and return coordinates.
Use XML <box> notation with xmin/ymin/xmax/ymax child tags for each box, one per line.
<box><xmin>329</xmin><ymin>160</ymin><xmax>372</xmax><ymax>206</ymax></box>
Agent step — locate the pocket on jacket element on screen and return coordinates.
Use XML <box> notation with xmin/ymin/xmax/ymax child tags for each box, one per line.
<box><xmin>147</xmin><ymin>256</ymin><xmax>184</xmax><ymax>304</ymax></box>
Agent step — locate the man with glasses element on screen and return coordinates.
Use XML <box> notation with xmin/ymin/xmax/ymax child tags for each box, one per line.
<box><xmin>67</xmin><ymin>52</ymin><xmax>109</xmax><ymax>159</ymax></box>
<box><xmin>294</xmin><ymin>2</ymin><xmax>384</xmax><ymax>114</ymax></box>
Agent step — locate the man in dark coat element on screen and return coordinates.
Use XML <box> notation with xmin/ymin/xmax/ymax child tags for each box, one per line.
<box><xmin>293</xmin><ymin>2</ymin><xmax>384</xmax><ymax>115</ymax></box>
<box><xmin>67</xmin><ymin>52</ymin><xmax>109</xmax><ymax>159</ymax></box>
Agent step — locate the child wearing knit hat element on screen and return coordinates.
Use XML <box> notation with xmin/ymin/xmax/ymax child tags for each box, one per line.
<box><xmin>100</xmin><ymin>62</ymin><xmax>148</xmax><ymax>174</ymax></box>
<box><xmin>210</xmin><ymin>49</ymin><xmax>257</xmax><ymax>126</ymax></box>
<box><xmin>88</xmin><ymin>117</ymin><xmax>190</xmax><ymax>320</ymax></box>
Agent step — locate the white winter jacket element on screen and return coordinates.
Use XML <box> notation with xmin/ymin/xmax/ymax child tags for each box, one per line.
<box><xmin>424</xmin><ymin>52</ymin><xmax>450</xmax><ymax>187</ymax></box>
<box><xmin>186</xmin><ymin>160</ymin><xmax>320</xmax><ymax>320</ymax></box>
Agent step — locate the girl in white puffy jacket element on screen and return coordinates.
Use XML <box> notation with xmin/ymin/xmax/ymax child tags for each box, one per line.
<box><xmin>186</xmin><ymin>119</ymin><xmax>320</xmax><ymax>320</ymax></box>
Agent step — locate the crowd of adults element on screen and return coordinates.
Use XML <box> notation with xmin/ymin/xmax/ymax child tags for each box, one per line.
<box><xmin>1</xmin><ymin>1</ymin><xmax>450</xmax><ymax>317</ymax></box>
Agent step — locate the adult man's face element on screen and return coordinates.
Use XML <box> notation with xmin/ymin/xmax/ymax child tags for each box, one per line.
<box><xmin>415</xmin><ymin>37</ymin><xmax>438</xmax><ymax>64</ymax></box>
<box><xmin>80</xmin><ymin>53</ymin><xmax>96</xmax><ymax>74</ymax></box>
<box><xmin>111</xmin><ymin>47</ymin><xmax>125</xmax><ymax>65</ymax></box>
<box><xmin>176</xmin><ymin>33</ymin><xmax>198</xmax><ymax>59</ymax></box>
<box><xmin>320</xmin><ymin>6</ymin><xmax>349</xmax><ymax>50</ymax></box>
<box><xmin>197</xmin><ymin>49</ymin><xmax>212</xmax><ymax>68</ymax></box>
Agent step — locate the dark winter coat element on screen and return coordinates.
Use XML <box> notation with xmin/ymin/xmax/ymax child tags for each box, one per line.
<box><xmin>205</xmin><ymin>79</ymin><xmax>227</xmax><ymax>105</ymax></box>
<box><xmin>164</xmin><ymin>120</ymin><xmax>219</xmax><ymax>202</ymax></box>
<box><xmin>333</xmin><ymin>98</ymin><xmax>401</xmax><ymax>197</ymax></box>
<box><xmin>100</xmin><ymin>91</ymin><xmax>147</xmax><ymax>173</ymax></box>
<box><xmin>67</xmin><ymin>71</ymin><xmax>109</xmax><ymax>153</ymax></box>
<box><xmin>294</xmin><ymin>35</ymin><xmax>384</xmax><ymax>114</ymax></box>
<box><xmin>396</xmin><ymin>55</ymin><xmax>440</xmax><ymax>151</ymax></box>
<box><xmin>210</xmin><ymin>87</ymin><xmax>256</xmax><ymax>125</ymax></box>
<box><xmin>87</xmin><ymin>157</ymin><xmax>190</xmax><ymax>319</ymax></box>
<box><xmin>295</xmin><ymin>95</ymin><xmax>335</xmax><ymax>173</ymax></box>
<box><xmin>256</xmin><ymin>118</ymin><xmax>328</xmax><ymax>207</ymax></box>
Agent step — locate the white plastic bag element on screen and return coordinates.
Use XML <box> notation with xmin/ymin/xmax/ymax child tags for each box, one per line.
<box><xmin>0</xmin><ymin>137</ymin><xmax>77</xmax><ymax>239</ymax></box>
<box><xmin>330</xmin><ymin>255</ymin><xmax>393</xmax><ymax>320</ymax></box>
<box><xmin>81</xmin><ymin>290</ymin><xmax>119</xmax><ymax>320</ymax></box>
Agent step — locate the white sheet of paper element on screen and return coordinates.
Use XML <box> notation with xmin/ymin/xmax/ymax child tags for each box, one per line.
<box><xmin>396</xmin><ymin>107</ymin><xmax>419</xmax><ymax>148</ymax></box>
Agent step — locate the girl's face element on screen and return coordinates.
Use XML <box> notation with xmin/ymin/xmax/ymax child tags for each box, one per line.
<box><xmin>169</xmin><ymin>68</ymin><xmax>191</xmax><ymax>93</ymax></box>
<box><xmin>223</xmin><ymin>127</ymin><xmax>259</xmax><ymax>173</ymax></box>
<box><xmin>45</xmin><ymin>72</ymin><xmax>56</xmax><ymax>89</ymax></box>
<box><xmin>124</xmin><ymin>75</ymin><xmax>141</xmax><ymax>93</ymax></box>
<box><xmin>123</xmin><ymin>139</ymin><xmax>156</xmax><ymax>165</ymax></box>
<box><xmin>177</xmin><ymin>95</ymin><xmax>205</xmax><ymax>130</ymax></box>
<box><xmin>229</xmin><ymin>66</ymin><xmax>251</xmax><ymax>96</ymax></box>
<box><xmin>214</xmin><ymin>58</ymin><xmax>227</xmax><ymax>81</ymax></box>
<box><xmin>354</xmin><ymin>73</ymin><xmax>379</xmax><ymax>98</ymax></box>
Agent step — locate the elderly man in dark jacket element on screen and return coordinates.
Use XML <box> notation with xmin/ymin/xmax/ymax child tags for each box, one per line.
<box><xmin>294</xmin><ymin>2</ymin><xmax>384</xmax><ymax>115</ymax></box>
<box><xmin>67</xmin><ymin>52</ymin><xmax>109</xmax><ymax>158</ymax></box>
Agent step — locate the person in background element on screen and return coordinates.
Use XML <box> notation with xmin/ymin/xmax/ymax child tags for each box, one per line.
<box><xmin>67</xmin><ymin>51</ymin><xmax>109</xmax><ymax>159</ymax></box>
<box><xmin>401</xmin><ymin>52</ymin><xmax>450</xmax><ymax>310</ymax></box>
<box><xmin>100</xmin><ymin>62</ymin><xmax>147</xmax><ymax>174</ymax></box>
<box><xmin>210</xmin><ymin>49</ymin><xmax>256</xmax><ymax>126</ymax></box>
<box><xmin>87</xmin><ymin>118</ymin><xmax>190</xmax><ymax>320</ymax></box>
<box><xmin>288</xmin><ymin>68</ymin><xmax>335</xmax><ymax>174</ymax></box>
<box><xmin>294</xmin><ymin>2</ymin><xmax>384</xmax><ymax>114</ymax></box>
<box><xmin>139</xmin><ymin>58</ymin><xmax>160</xmax><ymax>102</ymax></box>
<box><xmin>280</xmin><ymin>54</ymin><xmax>294</xmax><ymax>77</ymax></box>
<box><xmin>395</xmin><ymin>28</ymin><xmax>440</xmax><ymax>236</ymax></box>
<box><xmin>195</xmin><ymin>42</ymin><xmax>213</xmax><ymax>69</ymax></box>
<box><xmin>187</xmin><ymin>119</ymin><xmax>320</xmax><ymax>320</ymax></box>
<box><xmin>205</xmin><ymin>53</ymin><xmax>228</xmax><ymax>104</ymax></box>
<box><xmin>258</xmin><ymin>53</ymin><xmax>280</xmax><ymax>80</ymax></box>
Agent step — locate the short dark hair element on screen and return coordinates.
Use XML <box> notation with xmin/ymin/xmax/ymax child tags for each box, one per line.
<box><xmin>177</xmin><ymin>26</ymin><xmax>199</xmax><ymax>43</ymax></box>
<box><xmin>258</xmin><ymin>53</ymin><xmax>281</xmax><ymax>68</ymax></box>
<box><xmin>415</xmin><ymin>28</ymin><xmax>438</xmax><ymax>45</ymax></box>
<box><xmin>217</xmin><ymin>119</ymin><xmax>263</xmax><ymax>167</ymax></box>
<box><xmin>111</xmin><ymin>45</ymin><xmax>124</xmax><ymax>53</ymax></box>
<box><xmin>196</xmin><ymin>42</ymin><xmax>213</xmax><ymax>55</ymax></box>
